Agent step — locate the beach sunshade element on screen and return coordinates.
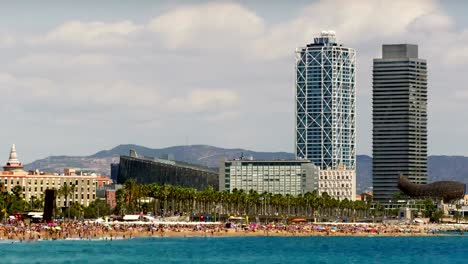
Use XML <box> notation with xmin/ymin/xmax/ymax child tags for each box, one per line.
<box><xmin>291</xmin><ymin>218</ymin><xmax>307</xmax><ymax>222</ymax></box>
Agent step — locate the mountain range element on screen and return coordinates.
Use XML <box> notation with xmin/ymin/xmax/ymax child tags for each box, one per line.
<box><xmin>24</xmin><ymin>144</ymin><xmax>468</xmax><ymax>193</ymax></box>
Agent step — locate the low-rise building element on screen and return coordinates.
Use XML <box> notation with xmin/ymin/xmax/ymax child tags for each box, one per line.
<box><xmin>318</xmin><ymin>167</ymin><xmax>356</xmax><ymax>201</ymax></box>
<box><xmin>96</xmin><ymin>176</ymin><xmax>112</xmax><ymax>188</ymax></box>
<box><xmin>219</xmin><ymin>159</ymin><xmax>319</xmax><ymax>196</ymax></box>
<box><xmin>97</xmin><ymin>183</ymin><xmax>122</xmax><ymax>208</ymax></box>
<box><xmin>356</xmin><ymin>192</ymin><xmax>373</xmax><ymax>202</ymax></box>
<box><xmin>0</xmin><ymin>145</ymin><xmax>98</xmax><ymax>207</ymax></box>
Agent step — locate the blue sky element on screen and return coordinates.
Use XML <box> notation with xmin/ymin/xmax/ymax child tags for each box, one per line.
<box><xmin>0</xmin><ymin>0</ymin><xmax>467</xmax><ymax>162</ymax></box>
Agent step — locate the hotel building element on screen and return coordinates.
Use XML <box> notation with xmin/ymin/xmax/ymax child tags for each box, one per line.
<box><xmin>372</xmin><ymin>44</ymin><xmax>428</xmax><ymax>202</ymax></box>
<box><xmin>295</xmin><ymin>31</ymin><xmax>356</xmax><ymax>171</ymax></box>
<box><xmin>293</xmin><ymin>31</ymin><xmax>357</xmax><ymax>200</ymax></box>
<box><xmin>0</xmin><ymin>144</ymin><xmax>98</xmax><ymax>207</ymax></box>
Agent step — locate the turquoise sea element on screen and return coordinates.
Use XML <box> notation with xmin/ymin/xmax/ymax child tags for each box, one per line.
<box><xmin>0</xmin><ymin>236</ymin><xmax>467</xmax><ymax>264</ymax></box>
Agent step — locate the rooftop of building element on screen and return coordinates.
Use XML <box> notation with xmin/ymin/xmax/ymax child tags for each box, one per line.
<box><xmin>0</xmin><ymin>170</ymin><xmax>98</xmax><ymax>178</ymax></box>
<box><xmin>0</xmin><ymin>144</ymin><xmax>99</xmax><ymax>178</ymax></box>
<box><xmin>301</xmin><ymin>30</ymin><xmax>346</xmax><ymax>48</ymax></box>
<box><xmin>379</xmin><ymin>44</ymin><xmax>421</xmax><ymax>59</ymax></box>
<box><xmin>225</xmin><ymin>159</ymin><xmax>313</xmax><ymax>165</ymax></box>
<box><xmin>120</xmin><ymin>154</ymin><xmax>217</xmax><ymax>174</ymax></box>
<box><xmin>3</xmin><ymin>144</ymin><xmax>24</xmax><ymax>171</ymax></box>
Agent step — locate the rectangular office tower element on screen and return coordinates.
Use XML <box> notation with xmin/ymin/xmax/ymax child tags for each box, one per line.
<box><xmin>295</xmin><ymin>31</ymin><xmax>356</xmax><ymax>171</ymax></box>
<box><xmin>372</xmin><ymin>44</ymin><xmax>427</xmax><ymax>202</ymax></box>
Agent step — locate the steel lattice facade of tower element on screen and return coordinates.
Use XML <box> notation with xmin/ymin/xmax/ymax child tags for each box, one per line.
<box><xmin>372</xmin><ymin>44</ymin><xmax>428</xmax><ymax>202</ymax></box>
<box><xmin>295</xmin><ymin>31</ymin><xmax>356</xmax><ymax>171</ymax></box>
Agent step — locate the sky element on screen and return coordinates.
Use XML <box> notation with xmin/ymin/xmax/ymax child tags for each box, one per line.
<box><xmin>0</xmin><ymin>0</ymin><xmax>468</xmax><ymax>163</ymax></box>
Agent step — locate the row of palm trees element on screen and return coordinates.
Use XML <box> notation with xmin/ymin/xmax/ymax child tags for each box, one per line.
<box><xmin>0</xmin><ymin>182</ymin><xmax>80</xmax><ymax>219</ymax></box>
<box><xmin>116</xmin><ymin>179</ymin><xmax>372</xmax><ymax>220</ymax></box>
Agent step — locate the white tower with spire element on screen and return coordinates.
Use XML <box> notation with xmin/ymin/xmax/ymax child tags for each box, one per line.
<box><xmin>3</xmin><ymin>144</ymin><xmax>24</xmax><ymax>171</ymax></box>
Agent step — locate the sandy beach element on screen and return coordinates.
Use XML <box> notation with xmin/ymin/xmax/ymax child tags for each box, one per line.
<box><xmin>0</xmin><ymin>221</ymin><xmax>466</xmax><ymax>242</ymax></box>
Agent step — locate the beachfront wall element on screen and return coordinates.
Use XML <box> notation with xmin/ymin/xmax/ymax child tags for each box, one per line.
<box><xmin>117</xmin><ymin>156</ymin><xmax>219</xmax><ymax>191</ymax></box>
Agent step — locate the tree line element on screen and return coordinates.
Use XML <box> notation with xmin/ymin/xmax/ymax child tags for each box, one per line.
<box><xmin>0</xmin><ymin>183</ymin><xmax>111</xmax><ymax>220</ymax></box>
<box><xmin>116</xmin><ymin>179</ymin><xmax>373</xmax><ymax>221</ymax></box>
<box><xmin>1</xmin><ymin>180</ymin><xmax>460</xmax><ymax>223</ymax></box>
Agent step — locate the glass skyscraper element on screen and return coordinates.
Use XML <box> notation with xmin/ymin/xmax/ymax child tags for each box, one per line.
<box><xmin>372</xmin><ymin>44</ymin><xmax>427</xmax><ymax>202</ymax></box>
<box><xmin>295</xmin><ymin>31</ymin><xmax>356</xmax><ymax>171</ymax></box>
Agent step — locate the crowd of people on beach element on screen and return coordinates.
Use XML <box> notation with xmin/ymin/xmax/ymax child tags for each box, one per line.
<box><xmin>0</xmin><ymin>217</ymin><xmax>466</xmax><ymax>242</ymax></box>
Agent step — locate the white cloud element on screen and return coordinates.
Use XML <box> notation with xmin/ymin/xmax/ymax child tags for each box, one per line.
<box><xmin>34</xmin><ymin>20</ymin><xmax>141</xmax><ymax>47</ymax></box>
<box><xmin>251</xmin><ymin>0</ymin><xmax>445</xmax><ymax>60</ymax></box>
<box><xmin>16</xmin><ymin>53</ymin><xmax>115</xmax><ymax>67</ymax></box>
<box><xmin>2</xmin><ymin>0</ymin><xmax>468</xmax><ymax>159</ymax></box>
<box><xmin>0</xmin><ymin>34</ymin><xmax>15</xmax><ymax>47</ymax></box>
<box><xmin>166</xmin><ymin>89</ymin><xmax>240</xmax><ymax>112</ymax></box>
<box><xmin>148</xmin><ymin>2</ymin><xmax>264</xmax><ymax>50</ymax></box>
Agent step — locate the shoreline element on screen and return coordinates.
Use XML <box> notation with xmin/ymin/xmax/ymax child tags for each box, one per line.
<box><xmin>0</xmin><ymin>228</ymin><xmax>463</xmax><ymax>243</ymax></box>
<box><xmin>1</xmin><ymin>221</ymin><xmax>466</xmax><ymax>243</ymax></box>
<box><xmin>0</xmin><ymin>233</ymin><xmax>460</xmax><ymax>243</ymax></box>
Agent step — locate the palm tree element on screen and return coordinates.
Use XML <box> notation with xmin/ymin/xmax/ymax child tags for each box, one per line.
<box><xmin>161</xmin><ymin>185</ymin><xmax>171</xmax><ymax>217</ymax></box>
<box><xmin>59</xmin><ymin>182</ymin><xmax>74</xmax><ymax>220</ymax></box>
<box><xmin>11</xmin><ymin>185</ymin><xmax>22</xmax><ymax>200</ymax></box>
<box><xmin>123</xmin><ymin>179</ymin><xmax>139</xmax><ymax>214</ymax></box>
<box><xmin>149</xmin><ymin>183</ymin><xmax>161</xmax><ymax>215</ymax></box>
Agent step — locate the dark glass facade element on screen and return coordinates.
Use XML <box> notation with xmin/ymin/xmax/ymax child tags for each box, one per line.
<box><xmin>372</xmin><ymin>44</ymin><xmax>428</xmax><ymax>202</ymax></box>
<box><xmin>117</xmin><ymin>156</ymin><xmax>219</xmax><ymax>191</ymax></box>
